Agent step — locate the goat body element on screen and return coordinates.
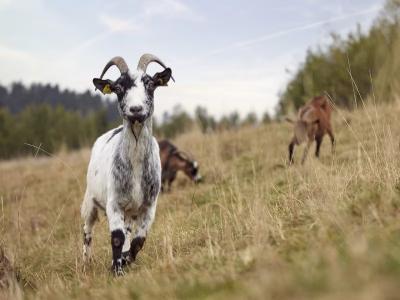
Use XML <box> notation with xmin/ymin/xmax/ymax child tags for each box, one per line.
<box><xmin>158</xmin><ymin>139</ymin><xmax>201</xmax><ymax>192</ymax></box>
<box><xmin>81</xmin><ymin>122</ymin><xmax>160</xmax><ymax>268</ymax></box>
<box><xmin>81</xmin><ymin>54</ymin><xmax>172</xmax><ymax>275</ymax></box>
<box><xmin>288</xmin><ymin>96</ymin><xmax>335</xmax><ymax>164</ymax></box>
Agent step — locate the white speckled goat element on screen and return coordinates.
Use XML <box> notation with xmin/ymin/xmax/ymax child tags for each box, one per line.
<box><xmin>81</xmin><ymin>54</ymin><xmax>174</xmax><ymax>275</ymax></box>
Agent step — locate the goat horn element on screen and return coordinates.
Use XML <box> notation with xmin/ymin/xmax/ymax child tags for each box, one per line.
<box><xmin>99</xmin><ymin>56</ymin><xmax>129</xmax><ymax>79</ymax></box>
<box><xmin>137</xmin><ymin>53</ymin><xmax>175</xmax><ymax>82</ymax></box>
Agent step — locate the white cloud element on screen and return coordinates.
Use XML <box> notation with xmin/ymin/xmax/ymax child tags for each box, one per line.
<box><xmin>64</xmin><ymin>31</ymin><xmax>113</xmax><ymax>58</ymax></box>
<box><xmin>0</xmin><ymin>0</ymin><xmax>43</xmax><ymax>11</ymax></box>
<box><xmin>144</xmin><ymin>0</ymin><xmax>187</xmax><ymax>16</ymax></box>
<box><xmin>64</xmin><ymin>0</ymin><xmax>202</xmax><ymax>58</ymax></box>
<box><xmin>143</xmin><ymin>0</ymin><xmax>204</xmax><ymax>21</ymax></box>
<box><xmin>98</xmin><ymin>14</ymin><xmax>140</xmax><ymax>32</ymax></box>
<box><xmin>0</xmin><ymin>0</ymin><xmax>12</xmax><ymax>8</ymax></box>
<box><xmin>63</xmin><ymin>14</ymin><xmax>140</xmax><ymax>58</ymax></box>
<box><xmin>0</xmin><ymin>45</ymin><xmax>35</xmax><ymax>63</ymax></box>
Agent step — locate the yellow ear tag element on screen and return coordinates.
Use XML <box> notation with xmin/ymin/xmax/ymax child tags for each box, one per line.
<box><xmin>158</xmin><ymin>79</ymin><xmax>164</xmax><ymax>86</ymax></box>
<box><xmin>102</xmin><ymin>84</ymin><xmax>112</xmax><ymax>94</ymax></box>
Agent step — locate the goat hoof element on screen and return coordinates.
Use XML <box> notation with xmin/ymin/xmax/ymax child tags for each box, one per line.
<box><xmin>111</xmin><ymin>259</ymin><xmax>125</xmax><ymax>276</ymax></box>
<box><xmin>114</xmin><ymin>267</ymin><xmax>125</xmax><ymax>276</ymax></box>
<box><xmin>121</xmin><ymin>251</ymin><xmax>132</xmax><ymax>266</ymax></box>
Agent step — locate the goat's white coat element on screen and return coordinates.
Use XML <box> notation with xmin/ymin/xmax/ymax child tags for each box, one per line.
<box><xmin>82</xmin><ymin>124</ymin><xmax>160</xmax><ymax>211</ymax></box>
<box><xmin>81</xmin><ymin>69</ymin><xmax>162</xmax><ymax>266</ymax></box>
<box><xmin>124</xmin><ymin>71</ymin><xmax>148</xmax><ymax>112</ymax></box>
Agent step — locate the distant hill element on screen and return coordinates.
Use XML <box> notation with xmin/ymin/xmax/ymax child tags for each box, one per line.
<box><xmin>0</xmin><ymin>82</ymin><xmax>119</xmax><ymax>121</ymax></box>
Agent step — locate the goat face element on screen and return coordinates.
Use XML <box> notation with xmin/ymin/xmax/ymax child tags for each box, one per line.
<box><xmin>93</xmin><ymin>55</ymin><xmax>173</xmax><ymax>125</ymax></box>
<box><xmin>110</xmin><ymin>71</ymin><xmax>171</xmax><ymax>124</ymax></box>
<box><xmin>174</xmin><ymin>153</ymin><xmax>202</xmax><ymax>183</ymax></box>
<box><xmin>94</xmin><ymin>69</ymin><xmax>172</xmax><ymax>125</ymax></box>
<box><xmin>188</xmin><ymin>160</ymin><xmax>202</xmax><ymax>183</ymax></box>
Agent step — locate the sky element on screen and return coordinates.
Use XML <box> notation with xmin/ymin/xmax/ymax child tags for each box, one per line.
<box><xmin>0</xmin><ymin>0</ymin><xmax>385</xmax><ymax>119</ymax></box>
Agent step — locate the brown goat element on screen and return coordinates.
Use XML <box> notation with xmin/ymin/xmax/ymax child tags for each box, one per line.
<box><xmin>288</xmin><ymin>95</ymin><xmax>335</xmax><ymax>164</ymax></box>
<box><xmin>158</xmin><ymin>139</ymin><xmax>202</xmax><ymax>192</ymax></box>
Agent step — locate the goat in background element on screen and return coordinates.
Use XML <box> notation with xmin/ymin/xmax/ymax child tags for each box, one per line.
<box><xmin>159</xmin><ymin>139</ymin><xmax>202</xmax><ymax>192</ymax></box>
<box><xmin>287</xmin><ymin>95</ymin><xmax>335</xmax><ymax>164</ymax></box>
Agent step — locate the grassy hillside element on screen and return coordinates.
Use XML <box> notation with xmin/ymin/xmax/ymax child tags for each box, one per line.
<box><xmin>1</xmin><ymin>100</ymin><xmax>400</xmax><ymax>299</ymax></box>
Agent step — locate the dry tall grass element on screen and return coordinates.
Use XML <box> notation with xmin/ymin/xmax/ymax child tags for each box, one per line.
<box><xmin>0</xmin><ymin>101</ymin><xmax>400</xmax><ymax>299</ymax></box>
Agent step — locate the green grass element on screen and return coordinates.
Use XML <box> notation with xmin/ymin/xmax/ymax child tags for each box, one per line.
<box><xmin>1</xmin><ymin>102</ymin><xmax>400</xmax><ymax>299</ymax></box>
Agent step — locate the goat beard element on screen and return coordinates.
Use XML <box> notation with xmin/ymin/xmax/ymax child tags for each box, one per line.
<box><xmin>131</xmin><ymin>121</ymin><xmax>143</xmax><ymax>142</ymax></box>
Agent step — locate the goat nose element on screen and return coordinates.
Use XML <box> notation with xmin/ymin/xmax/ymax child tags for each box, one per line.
<box><xmin>130</xmin><ymin>106</ymin><xmax>143</xmax><ymax>113</ymax></box>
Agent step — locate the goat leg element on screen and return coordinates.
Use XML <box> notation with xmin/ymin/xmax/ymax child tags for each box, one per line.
<box><xmin>315</xmin><ymin>135</ymin><xmax>323</xmax><ymax>158</ymax></box>
<box><xmin>107</xmin><ymin>201</ymin><xmax>125</xmax><ymax>276</ymax></box>
<box><xmin>288</xmin><ymin>139</ymin><xmax>296</xmax><ymax>165</ymax></box>
<box><xmin>81</xmin><ymin>194</ymin><xmax>98</xmax><ymax>265</ymax></box>
<box><xmin>130</xmin><ymin>203</ymin><xmax>156</xmax><ymax>261</ymax></box>
<box><xmin>121</xmin><ymin>218</ymin><xmax>134</xmax><ymax>266</ymax></box>
<box><xmin>327</xmin><ymin>128</ymin><xmax>335</xmax><ymax>155</ymax></box>
<box><xmin>301</xmin><ymin>140</ymin><xmax>313</xmax><ymax>165</ymax></box>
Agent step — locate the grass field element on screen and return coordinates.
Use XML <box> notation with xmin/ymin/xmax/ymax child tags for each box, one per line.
<box><xmin>1</xmin><ymin>101</ymin><xmax>400</xmax><ymax>299</ymax></box>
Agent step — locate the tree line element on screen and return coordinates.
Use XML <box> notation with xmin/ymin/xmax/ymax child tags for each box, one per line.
<box><xmin>0</xmin><ymin>82</ymin><xmax>118</xmax><ymax>121</ymax></box>
<box><xmin>0</xmin><ymin>90</ymin><xmax>271</xmax><ymax>159</ymax></box>
<box><xmin>0</xmin><ymin>105</ymin><xmax>111</xmax><ymax>159</ymax></box>
<box><xmin>154</xmin><ymin>105</ymin><xmax>271</xmax><ymax>139</ymax></box>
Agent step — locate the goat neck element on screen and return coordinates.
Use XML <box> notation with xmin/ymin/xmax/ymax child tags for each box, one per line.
<box><xmin>119</xmin><ymin>118</ymin><xmax>153</xmax><ymax>162</ymax></box>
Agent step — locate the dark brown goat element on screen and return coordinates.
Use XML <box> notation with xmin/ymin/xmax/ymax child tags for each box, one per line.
<box><xmin>158</xmin><ymin>140</ymin><xmax>202</xmax><ymax>192</ymax></box>
<box><xmin>288</xmin><ymin>95</ymin><xmax>335</xmax><ymax>164</ymax></box>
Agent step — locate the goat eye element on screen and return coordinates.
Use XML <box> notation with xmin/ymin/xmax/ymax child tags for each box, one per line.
<box><xmin>147</xmin><ymin>81</ymin><xmax>154</xmax><ymax>89</ymax></box>
<box><xmin>114</xmin><ymin>85</ymin><xmax>123</xmax><ymax>94</ymax></box>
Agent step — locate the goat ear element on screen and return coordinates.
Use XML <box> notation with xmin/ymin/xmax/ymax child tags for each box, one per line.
<box><xmin>152</xmin><ymin>68</ymin><xmax>172</xmax><ymax>87</ymax></box>
<box><xmin>93</xmin><ymin>78</ymin><xmax>114</xmax><ymax>95</ymax></box>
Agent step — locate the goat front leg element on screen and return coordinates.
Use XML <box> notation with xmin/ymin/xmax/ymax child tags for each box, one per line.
<box><xmin>167</xmin><ymin>176</ymin><xmax>175</xmax><ymax>192</ymax></box>
<box><xmin>327</xmin><ymin>128</ymin><xmax>335</xmax><ymax>155</ymax></box>
<box><xmin>315</xmin><ymin>134</ymin><xmax>324</xmax><ymax>158</ymax></box>
<box><xmin>106</xmin><ymin>200</ymin><xmax>125</xmax><ymax>276</ymax></box>
<box><xmin>288</xmin><ymin>138</ymin><xmax>296</xmax><ymax>165</ymax></box>
<box><xmin>301</xmin><ymin>140</ymin><xmax>313</xmax><ymax>165</ymax></box>
<box><xmin>130</xmin><ymin>202</ymin><xmax>157</xmax><ymax>262</ymax></box>
<box><xmin>121</xmin><ymin>217</ymin><xmax>133</xmax><ymax>266</ymax></box>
